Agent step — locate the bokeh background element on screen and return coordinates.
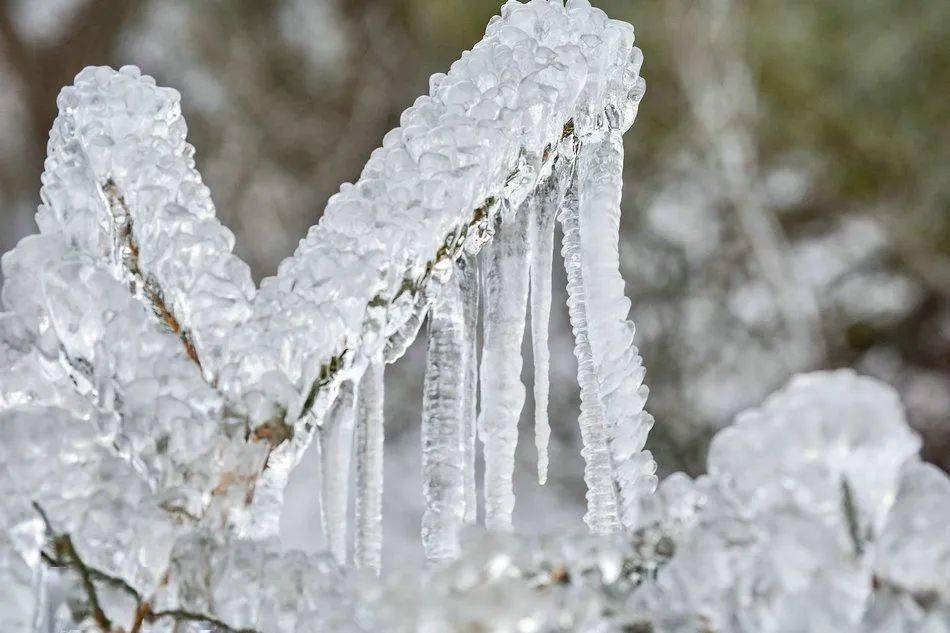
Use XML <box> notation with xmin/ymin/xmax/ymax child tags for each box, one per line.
<box><xmin>1</xmin><ymin>0</ymin><xmax>948</xmax><ymax>566</ymax></box>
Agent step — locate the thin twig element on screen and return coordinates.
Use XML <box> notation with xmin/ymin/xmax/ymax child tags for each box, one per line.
<box><xmin>101</xmin><ymin>179</ymin><xmax>203</xmax><ymax>369</ymax></box>
<box><xmin>35</xmin><ymin>502</ymin><xmax>261</xmax><ymax>633</ymax></box>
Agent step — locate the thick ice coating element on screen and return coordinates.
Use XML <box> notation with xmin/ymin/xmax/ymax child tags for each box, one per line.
<box><xmin>1</xmin><ymin>1</ymin><xmax>658</xmax><ymax>628</ymax></box>
<box><xmin>37</xmin><ymin>65</ymin><xmax>255</xmax><ymax>379</ymax></box>
<box><xmin>217</xmin><ymin>0</ymin><xmax>647</xmax><ymax>434</ymax></box>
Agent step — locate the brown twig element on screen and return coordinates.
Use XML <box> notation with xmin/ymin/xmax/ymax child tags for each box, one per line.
<box><xmin>102</xmin><ymin>179</ymin><xmax>203</xmax><ymax>369</ymax></box>
<box><xmin>35</xmin><ymin>501</ymin><xmax>261</xmax><ymax>633</ymax></box>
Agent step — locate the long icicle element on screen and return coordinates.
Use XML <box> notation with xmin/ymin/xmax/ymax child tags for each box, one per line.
<box><xmin>421</xmin><ymin>272</ymin><xmax>467</xmax><ymax>560</ymax></box>
<box><xmin>528</xmin><ymin>165</ymin><xmax>562</xmax><ymax>485</ymax></box>
<box><xmin>478</xmin><ymin>203</ymin><xmax>531</xmax><ymax>532</ymax></box>
<box><xmin>320</xmin><ymin>379</ymin><xmax>357</xmax><ymax>564</ymax></box>
<box><xmin>575</xmin><ymin>127</ymin><xmax>657</xmax><ymax>530</ymax></box>
<box><xmin>354</xmin><ymin>356</ymin><xmax>385</xmax><ymax>574</ymax></box>
<box><xmin>559</xmin><ymin>150</ymin><xmax>622</xmax><ymax>534</ymax></box>
<box><xmin>459</xmin><ymin>254</ymin><xmax>480</xmax><ymax>524</ymax></box>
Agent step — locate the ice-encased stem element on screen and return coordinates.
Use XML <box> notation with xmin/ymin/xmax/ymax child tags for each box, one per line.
<box><xmin>559</xmin><ymin>155</ymin><xmax>622</xmax><ymax>534</ymax></box>
<box><xmin>384</xmin><ymin>293</ymin><xmax>430</xmax><ymax>364</ymax></box>
<box><xmin>528</xmin><ymin>171</ymin><xmax>561</xmax><ymax>485</ymax></box>
<box><xmin>459</xmin><ymin>254</ymin><xmax>480</xmax><ymax>524</ymax></box>
<box><xmin>421</xmin><ymin>272</ymin><xmax>467</xmax><ymax>561</ymax></box>
<box><xmin>478</xmin><ymin>205</ymin><xmax>531</xmax><ymax>532</ymax></box>
<box><xmin>320</xmin><ymin>380</ymin><xmax>357</xmax><ymax>564</ymax></box>
<box><xmin>574</xmin><ymin>129</ymin><xmax>657</xmax><ymax>530</ymax></box>
<box><xmin>354</xmin><ymin>357</ymin><xmax>385</xmax><ymax>574</ymax></box>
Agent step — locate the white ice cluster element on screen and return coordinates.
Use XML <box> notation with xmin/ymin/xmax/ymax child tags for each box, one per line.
<box><xmin>358</xmin><ymin>371</ymin><xmax>950</xmax><ymax>632</ymax></box>
<box><xmin>1</xmin><ymin>0</ymin><xmax>947</xmax><ymax>631</ymax></box>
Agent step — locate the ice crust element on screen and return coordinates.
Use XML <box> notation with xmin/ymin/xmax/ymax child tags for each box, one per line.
<box><xmin>358</xmin><ymin>371</ymin><xmax>950</xmax><ymax>633</ymax></box>
<box><xmin>218</xmin><ymin>0</ymin><xmax>645</xmax><ymax>433</ymax></box>
<box><xmin>4</xmin><ymin>1</ymin><xmax>941</xmax><ymax>631</ymax></box>
<box><xmin>1</xmin><ymin>1</ymin><xmax>650</xmax><ymax>627</ymax></box>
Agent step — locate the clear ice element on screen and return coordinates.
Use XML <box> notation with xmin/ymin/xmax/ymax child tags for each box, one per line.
<box><xmin>574</xmin><ymin>128</ymin><xmax>658</xmax><ymax>529</ymax></box>
<box><xmin>459</xmin><ymin>254</ymin><xmax>480</xmax><ymax>524</ymax></box>
<box><xmin>5</xmin><ymin>2</ymin><xmax>940</xmax><ymax>632</ymax></box>
<box><xmin>320</xmin><ymin>380</ymin><xmax>357</xmax><ymax>565</ymax></box>
<box><xmin>0</xmin><ymin>1</ymin><xmax>657</xmax><ymax>627</ymax></box>
<box><xmin>560</xmin><ymin>164</ymin><xmax>622</xmax><ymax>533</ymax></box>
<box><xmin>478</xmin><ymin>205</ymin><xmax>532</xmax><ymax>532</ymax></box>
<box><xmin>421</xmin><ymin>273</ymin><xmax>468</xmax><ymax>560</ymax></box>
<box><xmin>354</xmin><ymin>356</ymin><xmax>385</xmax><ymax>574</ymax></box>
<box><xmin>528</xmin><ymin>158</ymin><xmax>560</xmax><ymax>485</ymax></box>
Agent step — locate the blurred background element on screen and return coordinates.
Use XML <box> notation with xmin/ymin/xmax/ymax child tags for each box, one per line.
<box><xmin>1</xmin><ymin>0</ymin><xmax>948</xmax><ymax>565</ymax></box>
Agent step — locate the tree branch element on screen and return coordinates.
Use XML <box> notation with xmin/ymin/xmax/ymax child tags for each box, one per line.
<box><xmin>102</xmin><ymin>179</ymin><xmax>204</xmax><ymax>370</ymax></box>
<box><xmin>35</xmin><ymin>501</ymin><xmax>261</xmax><ymax>633</ymax></box>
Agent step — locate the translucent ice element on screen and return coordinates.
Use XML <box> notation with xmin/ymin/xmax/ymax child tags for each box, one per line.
<box><xmin>478</xmin><ymin>206</ymin><xmax>531</xmax><ymax>532</ymax></box>
<box><xmin>458</xmin><ymin>254</ymin><xmax>480</xmax><ymax>524</ymax></box>
<box><xmin>560</xmin><ymin>166</ymin><xmax>621</xmax><ymax>534</ymax></box>
<box><xmin>574</xmin><ymin>128</ymin><xmax>657</xmax><ymax>529</ymax></box>
<box><xmin>421</xmin><ymin>272</ymin><xmax>468</xmax><ymax>560</ymax></box>
<box><xmin>39</xmin><ymin>65</ymin><xmax>254</xmax><ymax>379</ymax></box>
<box><xmin>320</xmin><ymin>380</ymin><xmax>357</xmax><ymax>565</ymax></box>
<box><xmin>355</xmin><ymin>357</ymin><xmax>385</xmax><ymax>574</ymax></box>
<box><xmin>0</xmin><ymin>3</ymin><xmax>663</xmax><ymax>626</ymax></box>
<box><xmin>528</xmin><ymin>159</ymin><xmax>561</xmax><ymax>485</ymax></box>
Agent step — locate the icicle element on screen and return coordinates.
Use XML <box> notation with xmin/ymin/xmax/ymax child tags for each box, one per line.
<box><xmin>354</xmin><ymin>356</ymin><xmax>385</xmax><ymax>574</ymax></box>
<box><xmin>559</xmin><ymin>156</ymin><xmax>622</xmax><ymax>535</ymax></box>
<box><xmin>528</xmin><ymin>170</ymin><xmax>561</xmax><ymax>485</ymax></box>
<box><xmin>421</xmin><ymin>271</ymin><xmax>467</xmax><ymax>561</ymax></box>
<box><xmin>320</xmin><ymin>380</ymin><xmax>357</xmax><ymax>565</ymax></box>
<box><xmin>574</xmin><ymin>128</ymin><xmax>657</xmax><ymax>530</ymax></box>
<box><xmin>478</xmin><ymin>204</ymin><xmax>531</xmax><ymax>532</ymax></box>
<box><xmin>458</xmin><ymin>254</ymin><xmax>480</xmax><ymax>524</ymax></box>
<box><xmin>384</xmin><ymin>292</ymin><xmax>430</xmax><ymax>364</ymax></box>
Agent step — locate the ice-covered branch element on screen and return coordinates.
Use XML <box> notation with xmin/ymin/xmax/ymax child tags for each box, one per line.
<box><xmin>1</xmin><ymin>0</ymin><xmax>949</xmax><ymax>623</ymax></box>
<box><xmin>2</xmin><ymin>3</ymin><xmax>656</xmax><ymax>602</ymax></box>
<box><xmin>37</xmin><ymin>66</ymin><xmax>255</xmax><ymax>379</ymax></box>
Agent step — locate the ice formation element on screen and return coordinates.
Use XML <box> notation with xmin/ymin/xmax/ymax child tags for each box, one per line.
<box><xmin>528</xmin><ymin>165</ymin><xmax>560</xmax><ymax>485</ymax></box>
<box><xmin>421</xmin><ymin>272</ymin><xmax>468</xmax><ymax>560</ymax></box>
<box><xmin>320</xmin><ymin>380</ymin><xmax>357</xmax><ymax>565</ymax></box>
<box><xmin>479</xmin><ymin>204</ymin><xmax>532</xmax><ymax>532</ymax></box>
<box><xmin>358</xmin><ymin>371</ymin><xmax>950</xmax><ymax>633</ymax></box>
<box><xmin>354</xmin><ymin>357</ymin><xmax>385</xmax><ymax>574</ymax></box>
<box><xmin>2</xmin><ymin>1</ymin><xmax>948</xmax><ymax>631</ymax></box>
<box><xmin>459</xmin><ymin>254</ymin><xmax>480</xmax><ymax>525</ymax></box>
